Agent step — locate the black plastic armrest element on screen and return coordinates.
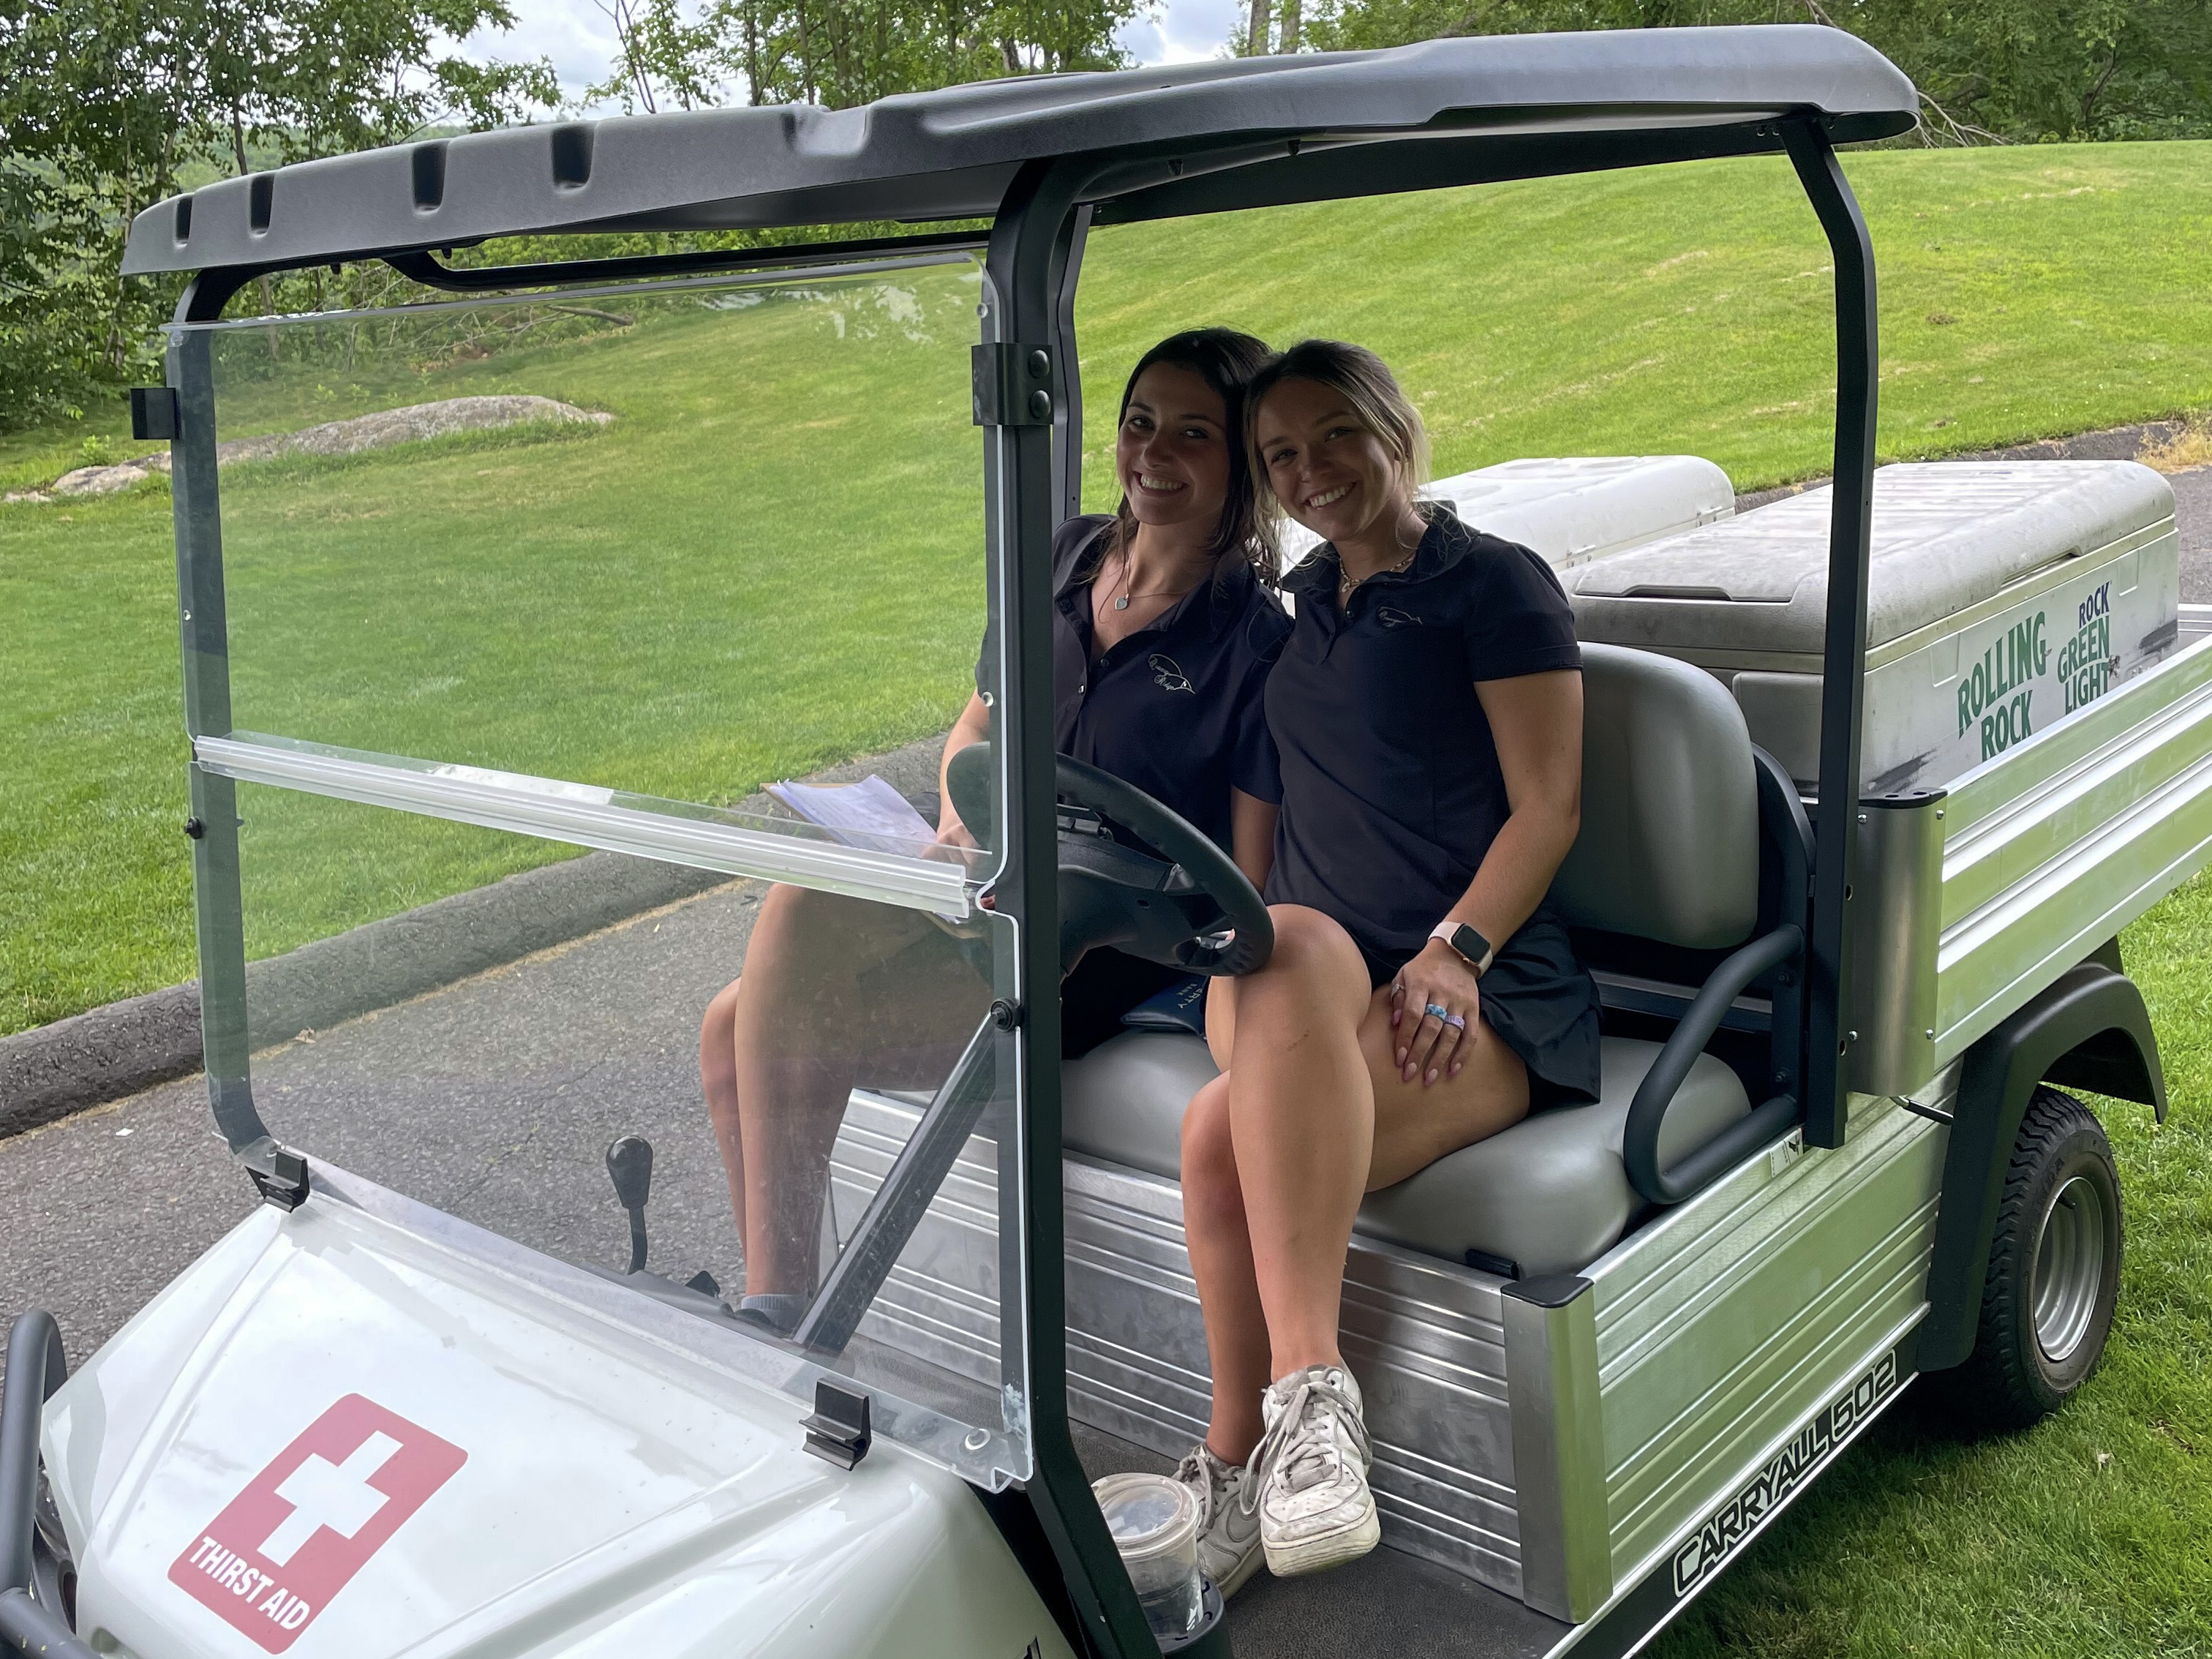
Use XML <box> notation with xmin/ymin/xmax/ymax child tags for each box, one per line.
<box><xmin>1625</xmin><ymin>925</ymin><xmax>1805</xmax><ymax>1205</ymax></box>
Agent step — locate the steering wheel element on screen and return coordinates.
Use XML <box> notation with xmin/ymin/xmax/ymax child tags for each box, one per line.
<box><xmin>944</xmin><ymin>744</ymin><xmax>1273</xmax><ymax>979</ymax></box>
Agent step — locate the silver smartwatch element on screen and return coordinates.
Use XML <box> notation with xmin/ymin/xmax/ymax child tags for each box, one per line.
<box><xmin>1429</xmin><ymin>920</ymin><xmax>1494</xmax><ymax>976</ymax></box>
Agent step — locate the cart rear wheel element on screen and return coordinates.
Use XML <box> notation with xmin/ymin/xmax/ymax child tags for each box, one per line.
<box><xmin>1944</xmin><ymin>1087</ymin><xmax>2123</xmax><ymax>1432</ymax></box>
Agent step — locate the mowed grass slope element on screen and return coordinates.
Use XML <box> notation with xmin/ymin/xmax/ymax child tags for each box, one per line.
<box><xmin>1076</xmin><ymin>141</ymin><xmax>2212</xmax><ymax>492</ymax></box>
<box><xmin>4</xmin><ymin>269</ymin><xmax>992</xmax><ymax>1022</ymax></box>
<box><xmin>5</xmin><ymin>140</ymin><xmax>2212</xmax><ymax>1034</ymax></box>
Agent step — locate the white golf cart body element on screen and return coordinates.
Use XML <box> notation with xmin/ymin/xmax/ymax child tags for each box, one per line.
<box><xmin>1570</xmin><ymin>460</ymin><xmax>2182</xmax><ymax>791</ymax></box>
<box><xmin>11</xmin><ymin>23</ymin><xmax>2205</xmax><ymax>1659</ymax></box>
<box><xmin>45</xmin><ymin>1176</ymin><xmax>1072</xmax><ymax>1659</ymax></box>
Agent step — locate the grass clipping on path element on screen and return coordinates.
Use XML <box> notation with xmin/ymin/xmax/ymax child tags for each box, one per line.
<box><xmin>1655</xmin><ymin>873</ymin><xmax>2212</xmax><ymax>1659</ymax></box>
<box><xmin>2142</xmin><ymin>419</ymin><xmax>2212</xmax><ymax>475</ymax></box>
<box><xmin>7</xmin><ymin>140</ymin><xmax>2212</xmax><ymax>1034</ymax></box>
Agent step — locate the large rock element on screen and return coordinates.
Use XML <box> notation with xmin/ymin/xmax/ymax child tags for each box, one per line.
<box><xmin>207</xmin><ymin>394</ymin><xmax>611</xmax><ymax>465</ymax></box>
<box><xmin>50</xmin><ymin>462</ymin><xmax>157</xmax><ymax>496</ymax></box>
<box><xmin>25</xmin><ymin>396</ymin><xmax>612</xmax><ymax>500</ymax></box>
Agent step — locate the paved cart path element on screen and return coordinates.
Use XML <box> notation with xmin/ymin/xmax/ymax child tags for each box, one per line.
<box><xmin>2176</xmin><ymin>465</ymin><xmax>2212</xmax><ymax>603</ymax></box>
<box><xmin>3</xmin><ymin>459</ymin><xmax>2205</xmax><ymax>1653</ymax></box>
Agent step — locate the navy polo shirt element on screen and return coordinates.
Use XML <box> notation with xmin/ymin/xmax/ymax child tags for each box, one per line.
<box><xmin>978</xmin><ymin>516</ymin><xmax>1289</xmax><ymax>852</ymax></box>
<box><xmin>1265</xmin><ymin>503</ymin><xmax>1581</xmax><ymax>965</ymax></box>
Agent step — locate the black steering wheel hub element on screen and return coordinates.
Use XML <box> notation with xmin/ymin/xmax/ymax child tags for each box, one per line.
<box><xmin>945</xmin><ymin>744</ymin><xmax>1272</xmax><ymax>979</ymax></box>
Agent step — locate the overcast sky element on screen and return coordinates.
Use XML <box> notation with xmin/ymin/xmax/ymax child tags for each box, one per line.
<box><xmin>467</xmin><ymin>0</ymin><xmax>1244</xmax><ymax>113</ymax></box>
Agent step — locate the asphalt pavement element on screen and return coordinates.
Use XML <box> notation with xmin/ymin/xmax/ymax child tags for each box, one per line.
<box><xmin>2177</xmin><ymin>464</ymin><xmax>2212</xmax><ymax>602</ymax></box>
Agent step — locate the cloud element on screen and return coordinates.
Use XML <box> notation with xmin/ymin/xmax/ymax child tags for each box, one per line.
<box><xmin>1121</xmin><ymin>0</ymin><xmax>1243</xmax><ymax>64</ymax></box>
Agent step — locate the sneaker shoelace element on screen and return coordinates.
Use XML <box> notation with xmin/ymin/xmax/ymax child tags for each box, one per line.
<box><xmin>1173</xmin><ymin>1448</ymin><xmax>1222</xmax><ymax>1528</ymax></box>
<box><xmin>1242</xmin><ymin>1371</ymin><xmax>1371</xmax><ymax>1514</ymax></box>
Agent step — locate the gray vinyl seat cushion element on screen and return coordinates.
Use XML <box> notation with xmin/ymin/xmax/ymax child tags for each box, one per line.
<box><xmin>1060</xmin><ymin>1028</ymin><xmax>1750</xmax><ymax>1278</ymax></box>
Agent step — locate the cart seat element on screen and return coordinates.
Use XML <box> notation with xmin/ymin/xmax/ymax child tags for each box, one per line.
<box><xmin>1061</xmin><ymin>643</ymin><xmax>1763</xmax><ymax>1278</ymax></box>
<box><xmin>1064</xmin><ymin>1031</ymin><xmax>1745</xmax><ymax>1275</ymax></box>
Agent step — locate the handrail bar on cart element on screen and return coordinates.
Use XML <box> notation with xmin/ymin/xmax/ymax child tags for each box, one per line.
<box><xmin>0</xmin><ymin>1312</ymin><xmax>94</xmax><ymax>1659</ymax></box>
<box><xmin>1625</xmin><ymin>925</ymin><xmax>1805</xmax><ymax>1205</ymax></box>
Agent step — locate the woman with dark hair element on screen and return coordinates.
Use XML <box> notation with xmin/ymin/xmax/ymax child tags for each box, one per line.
<box><xmin>699</xmin><ymin>330</ymin><xmax>1290</xmax><ymax>1382</ymax></box>
<box><xmin>1173</xmin><ymin>339</ymin><xmax>1599</xmax><ymax>1587</ymax></box>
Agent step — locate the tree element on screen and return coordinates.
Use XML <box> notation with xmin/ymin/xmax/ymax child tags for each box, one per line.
<box><xmin>1296</xmin><ymin>0</ymin><xmax>2212</xmax><ymax>142</ymax></box>
<box><xmin>0</xmin><ymin>0</ymin><xmax>558</xmax><ymax>429</ymax></box>
<box><xmin>591</xmin><ymin>0</ymin><xmax>1143</xmax><ymax>114</ymax></box>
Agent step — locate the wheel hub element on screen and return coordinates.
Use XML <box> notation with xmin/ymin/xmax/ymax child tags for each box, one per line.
<box><xmin>2031</xmin><ymin>1174</ymin><xmax>2107</xmax><ymax>1365</ymax></box>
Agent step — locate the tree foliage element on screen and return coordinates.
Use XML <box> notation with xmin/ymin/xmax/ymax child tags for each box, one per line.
<box><xmin>1295</xmin><ymin>0</ymin><xmax>2212</xmax><ymax>143</ymax></box>
<box><xmin>589</xmin><ymin>0</ymin><xmax>1142</xmax><ymax>114</ymax></box>
<box><xmin>1</xmin><ymin>0</ymin><xmax>557</xmax><ymax>428</ymax></box>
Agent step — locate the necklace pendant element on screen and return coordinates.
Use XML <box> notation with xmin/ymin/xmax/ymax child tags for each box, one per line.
<box><xmin>1113</xmin><ymin>595</ymin><xmax>1129</xmax><ymax>610</ymax></box>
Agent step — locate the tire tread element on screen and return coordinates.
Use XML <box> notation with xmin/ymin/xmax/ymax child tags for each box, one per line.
<box><xmin>1942</xmin><ymin>1086</ymin><xmax>2121</xmax><ymax>1434</ymax></box>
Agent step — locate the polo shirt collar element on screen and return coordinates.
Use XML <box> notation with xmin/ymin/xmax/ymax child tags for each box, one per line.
<box><xmin>1280</xmin><ymin>503</ymin><xmax>1472</xmax><ymax>609</ymax></box>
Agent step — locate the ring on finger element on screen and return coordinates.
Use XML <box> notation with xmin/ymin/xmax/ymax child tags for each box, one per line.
<box><xmin>1423</xmin><ymin>1002</ymin><xmax>1451</xmax><ymax>1022</ymax></box>
<box><xmin>1441</xmin><ymin>1011</ymin><xmax>1467</xmax><ymax>1030</ymax></box>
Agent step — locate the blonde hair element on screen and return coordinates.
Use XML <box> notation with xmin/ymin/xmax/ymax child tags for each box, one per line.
<box><xmin>1245</xmin><ymin>339</ymin><xmax>1431</xmax><ymax>527</ymax></box>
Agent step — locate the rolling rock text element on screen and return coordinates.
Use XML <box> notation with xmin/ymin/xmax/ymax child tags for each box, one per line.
<box><xmin>1954</xmin><ymin>582</ymin><xmax>2120</xmax><ymax>764</ymax></box>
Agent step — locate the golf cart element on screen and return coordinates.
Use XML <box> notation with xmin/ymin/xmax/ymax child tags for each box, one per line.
<box><xmin>8</xmin><ymin>23</ymin><xmax>2211</xmax><ymax>1659</ymax></box>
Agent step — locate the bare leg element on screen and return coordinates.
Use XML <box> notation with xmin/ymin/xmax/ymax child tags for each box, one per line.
<box><xmin>1360</xmin><ymin>993</ymin><xmax>1530</xmax><ymax>1191</ymax></box>
<box><xmin>725</xmin><ymin>884</ymin><xmax>936</xmax><ymax>1295</ymax></box>
<box><xmin>1198</xmin><ymin>907</ymin><xmax>1537</xmax><ymax>1385</ymax></box>
<box><xmin>700</xmin><ymin>978</ymin><xmax>747</xmax><ymax>1244</ymax></box>
<box><xmin>1222</xmin><ymin>906</ymin><xmax>1377</xmax><ymax>1377</ymax></box>
<box><xmin>1182</xmin><ymin>1073</ymin><xmax>1274</xmax><ymax>1463</ymax></box>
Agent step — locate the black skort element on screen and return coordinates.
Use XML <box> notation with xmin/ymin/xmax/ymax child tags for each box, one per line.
<box><xmin>1356</xmin><ymin>911</ymin><xmax>1603</xmax><ymax>1109</ymax></box>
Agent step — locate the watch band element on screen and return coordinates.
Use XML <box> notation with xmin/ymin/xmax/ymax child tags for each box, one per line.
<box><xmin>1429</xmin><ymin>920</ymin><xmax>1494</xmax><ymax>976</ymax></box>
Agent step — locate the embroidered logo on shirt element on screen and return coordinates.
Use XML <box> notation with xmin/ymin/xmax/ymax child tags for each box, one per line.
<box><xmin>1377</xmin><ymin>606</ymin><xmax>1423</xmax><ymax>630</ymax></box>
<box><xmin>1148</xmin><ymin>652</ymin><xmax>1195</xmax><ymax>693</ymax></box>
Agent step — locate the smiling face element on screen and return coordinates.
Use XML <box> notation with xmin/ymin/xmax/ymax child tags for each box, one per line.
<box><xmin>1252</xmin><ymin>376</ymin><xmax>1412</xmax><ymax>550</ymax></box>
<box><xmin>1116</xmin><ymin>362</ymin><xmax>1233</xmax><ymax>535</ymax></box>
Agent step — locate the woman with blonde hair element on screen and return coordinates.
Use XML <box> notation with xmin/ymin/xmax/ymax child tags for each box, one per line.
<box><xmin>1172</xmin><ymin>339</ymin><xmax>1600</xmax><ymax>1590</ymax></box>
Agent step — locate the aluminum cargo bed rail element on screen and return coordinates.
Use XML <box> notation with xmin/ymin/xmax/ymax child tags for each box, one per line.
<box><xmin>1937</xmin><ymin>630</ymin><xmax>2212</xmax><ymax>1064</ymax></box>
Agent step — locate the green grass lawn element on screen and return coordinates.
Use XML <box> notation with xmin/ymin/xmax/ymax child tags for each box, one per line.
<box><xmin>6</xmin><ymin>140</ymin><xmax>2212</xmax><ymax>1034</ymax></box>
<box><xmin>1654</xmin><ymin>872</ymin><xmax>2212</xmax><ymax>1659</ymax></box>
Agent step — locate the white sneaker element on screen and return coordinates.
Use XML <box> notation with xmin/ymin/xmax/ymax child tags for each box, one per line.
<box><xmin>1251</xmin><ymin>1363</ymin><xmax>1380</xmax><ymax>1576</ymax></box>
<box><xmin>1171</xmin><ymin>1444</ymin><xmax>1265</xmax><ymax>1598</ymax></box>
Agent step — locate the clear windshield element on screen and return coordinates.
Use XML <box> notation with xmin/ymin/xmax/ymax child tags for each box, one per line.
<box><xmin>170</xmin><ymin>259</ymin><xmax>1034</xmax><ymax>1486</ymax></box>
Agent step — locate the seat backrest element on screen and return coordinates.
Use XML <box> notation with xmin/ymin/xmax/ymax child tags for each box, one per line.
<box><xmin>1552</xmin><ymin>642</ymin><xmax>1758</xmax><ymax>949</ymax></box>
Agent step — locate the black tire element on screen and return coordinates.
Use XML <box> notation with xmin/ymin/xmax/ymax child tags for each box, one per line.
<box><xmin>1942</xmin><ymin>1086</ymin><xmax>2123</xmax><ymax>1434</ymax></box>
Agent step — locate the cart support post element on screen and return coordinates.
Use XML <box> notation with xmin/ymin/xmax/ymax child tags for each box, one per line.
<box><xmin>1502</xmin><ymin>1275</ymin><xmax>1611</xmax><ymax>1622</ymax></box>
<box><xmin>168</xmin><ymin>288</ymin><xmax>268</xmax><ymax>1154</ymax></box>
<box><xmin>1783</xmin><ymin>124</ymin><xmax>1878</xmax><ymax>1150</ymax></box>
<box><xmin>1051</xmin><ymin>206</ymin><xmax>1093</xmax><ymax>526</ymax></box>
<box><xmin>985</xmin><ymin>158</ymin><xmax>1162</xmax><ymax>1659</ymax></box>
<box><xmin>1846</xmin><ymin>791</ymin><xmax>1945</xmax><ymax>1096</ymax></box>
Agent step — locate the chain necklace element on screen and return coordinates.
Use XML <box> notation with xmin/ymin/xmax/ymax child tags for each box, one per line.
<box><xmin>1110</xmin><ymin>547</ymin><xmax>1195</xmax><ymax>612</ymax></box>
<box><xmin>1338</xmin><ymin>545</ymin><xmax>1417</xmax><ymax>609</ymax></box>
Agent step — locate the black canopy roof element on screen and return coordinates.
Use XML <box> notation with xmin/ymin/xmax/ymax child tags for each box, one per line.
<box><xmin>122</xmin><ymin>26</ymin><xmax>1914</xmax><ymax>280</ymax></box>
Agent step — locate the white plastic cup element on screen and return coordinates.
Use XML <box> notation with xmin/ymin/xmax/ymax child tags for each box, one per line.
<box><xmin>1092</xmin><ymin>1472</ymin><xmax>1203</xmax><ymax>1641</ymax></box>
